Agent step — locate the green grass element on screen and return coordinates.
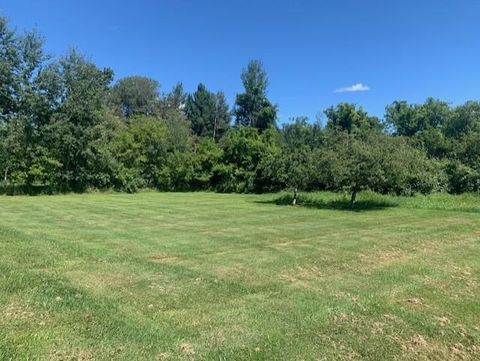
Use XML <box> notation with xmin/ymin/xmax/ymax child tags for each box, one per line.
<box><xmin>1</xmin><ymin>191</ymin><xmax>479</xmax><ymax>360</ymax></box>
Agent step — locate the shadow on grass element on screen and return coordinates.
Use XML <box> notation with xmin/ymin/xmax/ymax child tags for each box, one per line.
<box><xmin>257</xmin><ymin>193</ymin><xmax>398</xmax><ymax>212</ymax></box>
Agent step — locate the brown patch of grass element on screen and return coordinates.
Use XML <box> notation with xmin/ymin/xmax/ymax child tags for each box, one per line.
<box><xmin>50</xmin><ymin>346</ymin><xmax>126</xmax><ymax>360</ymax></box>
<box><xmin>157</xmin><ymin>352</ymin><xmax>172</xmax><ymax>360</ymax></box>
<box><xmin>178</xmin><ymin>341</ymin><xmax>195</xmax><ymax>356</ymax></box>
<box><xmin>207</xmin><ymin>329</ymin><xmax>226</xmax><ymax>349</ymax></box>
<box><xmin>280</xmin><ymin>265</ymin><xmax>323</xmax><ymax>288</ymax></box>
<box><xmin>270</xmin><ymin>240</ymin><xmax>295</xmax><ymax>248</ymax></box>
<box><xmin>421</xmin><ymin>264</ymin><xmax>479</xmax><ymax>299</ymax></box>
<box><xmin>435</xmin><ymin>316</ymin><xmax>451</xmax><ymax>327</ymax></box>
<box><xmin>404</xmin><ymin>297</ymin><xmax>428</xmax><ymax>307</ymax></box>
<box><xmin>149</xmin><ymin>252</ymin><xmax>176</xmax><ymax>261</ymax></box>
<box><xmin>2</xmin><ymin>302</ymin><xmax>47</xmax><ymax>325</ymax></box>
<box><xmin>359</xmin><ymin>248</ymin><xmax>411</xmax><ymax>270</ymax></box>
<box><xmin>50</xmin><ymin>348</ymin><xmax>94</xmax><ymax>361</ymax></box>
<box><xmin>450</xmin><ymin>266</ymin><xmax>478</xmax><ymax>292</ymax></box>
<box><xmin>2</xmin><ymin>303</ymin><xmax>36</xmax><ymax>321</ymax></box>
<box><xmin>395</xmin><ymin>334</ymin><xmax>480</xmax><ymax>361</ymax></box>
<box><xmin>149</xmin><ymin>252</ymin><xmax>189</xmax><ymax>266</ymax></box>
<box><xmin>214</xmin><ymin>265</ymin><xmax>250</xmax><ymax>281</ymax></box>
<box><xmin>371</xmin><ymin>321</ymin><xmax>386</xmax><ymax>334</ymax></box>
<box><xmin>67</xmin><ymin>270</ymin><xmax>135</xmax><ymax>293</ymax></box>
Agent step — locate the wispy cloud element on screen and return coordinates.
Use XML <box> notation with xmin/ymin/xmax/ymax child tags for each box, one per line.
<box><xmin>334</xmin><ymin>83</ymin><xmax>370</xmax><ymax>93</ymax></box>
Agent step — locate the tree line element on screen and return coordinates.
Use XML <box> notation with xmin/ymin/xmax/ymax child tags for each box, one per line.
<box><xmin>1</xmin><ymin>18</ymin><xmax>479</xmax><ymax>202</ymax></box>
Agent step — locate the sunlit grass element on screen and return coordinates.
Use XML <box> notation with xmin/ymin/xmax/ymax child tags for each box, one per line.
<box><xmin>1</xmin><ymin>192</ymin><xmax>479</xmax><ymax>360</ymax></box>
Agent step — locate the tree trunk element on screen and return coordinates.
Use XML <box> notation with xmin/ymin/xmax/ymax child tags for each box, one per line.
<box><xmin>4</xmin><ymin>166</ymin><xmax>8</xmax><ymax>182</ymax></box>
<box><xmin>350</xmin><ymin>189</ymin><xmax>357</xmax><ymax>208</ymax></box>
<box><xmin>213</xmin><ymin>115</ymin><xmax>217</xmax><ymax>141</ymax></box>
<box><xmin>292</xmin><ymin>188</ymin><xmax>298</xmax><ymax>206</ymax></box>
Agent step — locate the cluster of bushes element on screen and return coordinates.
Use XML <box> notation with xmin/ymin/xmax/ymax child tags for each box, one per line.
<box><xmin>1</xmin><ymin>18</ymin><xmax>479</xmax><ymax>200</ymax></box>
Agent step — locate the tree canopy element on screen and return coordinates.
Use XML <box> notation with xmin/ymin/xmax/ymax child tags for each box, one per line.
<box><xmin>185</xmin><ymin>84</ymin><xmax>230</xmax><ymax>140</ymax></box>
<box><xmin>1</xmin><ymin>17</ymin><xmax>480</xmax><ymax>198</ymax></box>
<box><xmin>110</xmin><ymin>76</ymin><xmax>160</xmax><ymax>118</ymax></box>
<box><xmin>234</xmin><ymin>60</ymin><xmax>277</xmax><ymax>130</ymax></box>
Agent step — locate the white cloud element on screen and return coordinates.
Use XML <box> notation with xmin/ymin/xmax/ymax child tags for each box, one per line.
<box><xmin>334</xmin><ymin>83</ymin><xmax>370</xmax><ymax>93</ymax></box>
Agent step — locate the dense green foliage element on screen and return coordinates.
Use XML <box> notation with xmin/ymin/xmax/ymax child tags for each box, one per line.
<box><xmin>185</xmin><ymin>84</ymin><xmax>230</xmax><ymax>141</ymax></box>
<box><xmin>234</xmin><ymin>60</ymin><xmax>277</xmax><ymax>130</ymax></box>
<box><xmin>1</xmin><ymin>18</ymin><xmax>480</xmax><ymax>198</ymax></box>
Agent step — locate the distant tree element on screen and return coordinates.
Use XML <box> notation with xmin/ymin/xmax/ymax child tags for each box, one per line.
<box><xmin>281</xmin><ymin>117</ymin><xmax>323</xmax><ymax>149</ymax></box>
<box><xmin>444</xmin><ymin>159</ymin><xmax>480</xmax><ymax>193</ymax></box>
<box><xmin>185</xmin><ymin>84</ymin><xmax>230</xmax><ymax>140</ymax></box>
<box><xmin>0</xmin><ymin>17</ymin><xmax>51</xmax><ymax>123</ymax></box>
<box><xmin>217</xmin><ymin>127</ymin><xmax>279</xmax><ymax>192</ymax></box>
<box><xmin>420</xmin><ymin>98</ymin><xmax>451</xmax><ymax>129</ymax></box>
<box><xmin>0</xmin><ymin>17</ymin><xmax>21</xmax><ymax>119</ymax></box>
<box><xmin>324</xmin><ymin>132</ymin><xmax>436</xmax><ymax>207</ymax></box>
<box><xmin>109</xmin><ymin>115</ymin><xmax>165</xmax><ymax>189</ymax></box>
<box><xmin>386</xmin><ymin>98</ymin><xmax>450</xmax><ymax>136</ymax></box>
<box><xmin>0</xmin><ymin>118</ymin><xmax>28</xmax><ymax>185</ymax></box>
<box><xmin>43</xmin><ymin>50</ymin><xmax>114</xmax><ymax>190</ymax></box>
<box><xmin>110</xmin><ymin>76</ymin><xmax>159</xmax><ymax>118</ymax></box>
<box><xmin>190</xmin><ymin>138</ymin><xmax>223</xmax><ymax>189</ymax></box>
<box><xmin>325</xmin><ymin>103</ymin><xmax>382</xmax><ymax>134</ymax></box>
<box><xmin>234</xmin><ymin>60</ymin><xmax>277</xmax><ymax>130</ymax></box>
<box><xmin>262</xmin><ymin>117</ymin><xmax>324</xmax><ymax>193</ymax></box>
<box><xmin>0</xmin><ymin>18</ymin><xmax>65</xmax><ymax>192</ymax></box>
<box><xmin>385</xmin><ymin>101</ymin><xmax>416</xmax><ymax>136</ymax></box>
<box><xmin>3</xmin><ymin>15</ymin><xmax>480</xmax><ymax>196</ymax></box>
<box><xmin>212</xmin><ymin>92</ymin><xmax>230</xmax><ymax>140</ymax></box>
<box><xmin>55</xmin><ymin>50</ymin><xmax>113</xmax><ymax>126</ymax></box>
<box><xmin>162</xmin><ymin>82</ymin><xmax>187</xmax><ymax>112</ymax></box>
<box><xmin>445</xmin><ymin>101</ymin><xmax>480</xmax><ymax>138</ymax></box>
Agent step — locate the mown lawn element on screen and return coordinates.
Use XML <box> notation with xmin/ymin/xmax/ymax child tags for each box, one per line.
<box><xmin>0</xmin><ymin>192</ymin><xmax>479</xmax><ymax>360</ymax></box>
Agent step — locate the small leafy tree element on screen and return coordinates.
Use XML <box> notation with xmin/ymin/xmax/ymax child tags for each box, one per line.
<box><xmin>324</xmin><ymin>132</ymin><xmax>436</xmax><ymax>207</ymax></box>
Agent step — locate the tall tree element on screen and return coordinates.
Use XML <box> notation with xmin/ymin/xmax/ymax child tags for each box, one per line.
<box><xmin>110</xmin><ymin>76</ymin><xmax>159</xmax><ymax>118</ymax></box>
<box><xmin>44</xmin><ymin>50</ymin><xmax>114</xmax><ymax>190</ymax></box>
<box><xmin>0</xmin><ymin>17</ymin><xmax>49</xmax><ymax>122</ymax></box>
<box><xmin>0</xmin><ymin>17</ymin><xmax>62</xmax><ymax>191</ymax></box>
<box><xmin>185</xmin><ymin>84</ymin><xmax>230</xmax><ymax>140</ymax></box>
<box><xmin>234</xmin><ymin>60</ymin><xmax>277</xmax><ymax>130</ymax></box>
<box><xmin>0</xmin><ymin>17</ymin><xmax>20</xmax><ymax>119</ymax></box>
<box><xmin>162</xmin><ymin>82</ymin><xmax>187</xmax><ymax>112</ymax></box>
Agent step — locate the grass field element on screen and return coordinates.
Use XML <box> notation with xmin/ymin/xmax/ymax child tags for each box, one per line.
<box><xmin>1</xmin><ymin>191</ymin><xmax>479</xmax><ymax>360</ymax></box>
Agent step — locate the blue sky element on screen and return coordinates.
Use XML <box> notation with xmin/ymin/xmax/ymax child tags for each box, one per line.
<box><xmin>1</xmin><ymin>0</ymin><xmax>479</xmax><ymax>124</ymax></box>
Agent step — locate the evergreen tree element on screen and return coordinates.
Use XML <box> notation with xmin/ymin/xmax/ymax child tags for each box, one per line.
<box><xmin>185</xmin><ymin>84</ymin><xmax>230</xmax><ymax>140</ymax></box>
